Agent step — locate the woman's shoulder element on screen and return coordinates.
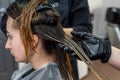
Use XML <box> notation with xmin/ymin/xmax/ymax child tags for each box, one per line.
<box><xmin>11</xmin><ymin>63</ymin><xmax>33</xmax><ymax>80</ymax></box>
<box><xmin>34</xmin><ymin>62</ymin><xmax>63</xmax><ymax>80</ymax></box>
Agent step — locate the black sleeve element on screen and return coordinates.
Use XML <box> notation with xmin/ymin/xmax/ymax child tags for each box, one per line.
<box><xmin>69</xmin><ymin>0</ymin><xmax>93</xmax><ymax>33</ymax></box>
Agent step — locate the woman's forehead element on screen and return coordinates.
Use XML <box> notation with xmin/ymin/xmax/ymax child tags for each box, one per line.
<box><xmin>7</xmin><ymin>16</ymin><xmax>19</xmax><ymax>28</ymax></box>
<box><xmin>7</xmin><ymin>16</ymin><xmax>14</xmax><ymax>26</ymax></box>
<box><xmin>6</xmin><ymin>16</ymin><xmax>18</xmax><ymax>32</ymax></box>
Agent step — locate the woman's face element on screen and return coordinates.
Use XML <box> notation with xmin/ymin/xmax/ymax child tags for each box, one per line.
<box><xmin>5</xmin><ymin>17</ymin><xmax>26</xmax><ymax>62</ymax></box>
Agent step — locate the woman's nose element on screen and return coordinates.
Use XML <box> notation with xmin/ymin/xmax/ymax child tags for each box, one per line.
<box><xmin>5</xmin><ymin>40</ymin><xmax>11</xmax><ymax>50</ymax></box>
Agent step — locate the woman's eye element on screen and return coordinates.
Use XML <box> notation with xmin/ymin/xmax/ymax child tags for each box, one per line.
<box><xmin>7</xmin><ymin>35</ymin><xmax>12</xmax><ymax>39</ymax></box>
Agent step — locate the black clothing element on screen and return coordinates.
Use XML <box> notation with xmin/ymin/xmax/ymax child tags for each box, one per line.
<box><xmin>48</xmin><ymin>0</ymin><xmax>92</xmax><ymax>33</ymax></box>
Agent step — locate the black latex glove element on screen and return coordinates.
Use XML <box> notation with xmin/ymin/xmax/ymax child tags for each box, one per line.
<box><xmin>57</xmin><ymin>43</ymin><xmax>80</xmax><ymax>59</ymax></box>
<box><xmin>71</xmin><ymin>31</ymin><xmax>111</xmax><ymax>63</ymax></box>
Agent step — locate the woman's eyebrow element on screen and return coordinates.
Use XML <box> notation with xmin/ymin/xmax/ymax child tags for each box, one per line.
<box><xmin>6</xmin><ymin>30</ymin><xmax>9</xmax><ymax>33</ymax></box>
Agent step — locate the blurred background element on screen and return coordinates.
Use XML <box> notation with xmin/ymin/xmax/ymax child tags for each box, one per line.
<box><xmin>0</xmin><ymin>0</ymin><xmax>120</xmax><ymax>80</ymax></box>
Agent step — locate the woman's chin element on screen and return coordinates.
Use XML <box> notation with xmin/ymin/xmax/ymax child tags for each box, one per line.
<box><xmin>15</xmin><ymin>58</ymin><xmax>25</xmax><ymax>62</ymax></box>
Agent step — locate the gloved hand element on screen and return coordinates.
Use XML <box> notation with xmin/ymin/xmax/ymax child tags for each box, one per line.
<box><xmin>57</xmin><ymin>43</ymin><xmax>80</xmax><ymax>59</ymax></box>
<box><xmin>71</xmin><ymin>31</ymin><xmax>111</xmax><ymax>63</ymax></box>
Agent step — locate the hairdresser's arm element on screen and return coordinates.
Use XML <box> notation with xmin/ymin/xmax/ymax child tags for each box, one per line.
<box><xmin>64</xmin><ymin>0</ymin><xmax>92</xmax><ymax>36</ymax></box>
<box><xmin>69</xmin><ymin>0</ymin><xmax>92</xmax><ymax>33</ymax></box>
<box><xmin>63</xmin><ymin>28</ymin><xmax>120</xmax><ymax>70</ymax></box>
<box><xmin>108</xmin><ymin>46</ymin><xmax>120</xmax><ymax>70</ymax></box>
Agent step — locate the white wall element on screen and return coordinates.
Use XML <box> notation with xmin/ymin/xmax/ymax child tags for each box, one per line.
<box><xmin>88</xmin><ymin>0</ymin><xmax>102</xmax><ymax>14</ymax></box>
<box><xmin>88</xmin><ymin>0</ymin><xmax>120</xmax><ymax>38</ymax></box>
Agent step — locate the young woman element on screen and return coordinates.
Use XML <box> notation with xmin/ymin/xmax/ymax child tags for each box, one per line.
<box><xmin>3</xmin><ymin>0</ymin><xmax>74</xmax><ymax>79</ymax></box>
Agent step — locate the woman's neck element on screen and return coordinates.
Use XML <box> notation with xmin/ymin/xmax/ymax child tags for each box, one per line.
<box><xmin>30</xmin><ymin>52</ymin><xmax>56</xmax><ymax>70</ymax></box>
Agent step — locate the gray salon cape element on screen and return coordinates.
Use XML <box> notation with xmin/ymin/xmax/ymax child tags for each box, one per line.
<box><xmin>11</xmin><ymin>62</ymin><xmax>63</xmax><ymax>80</ymax></box>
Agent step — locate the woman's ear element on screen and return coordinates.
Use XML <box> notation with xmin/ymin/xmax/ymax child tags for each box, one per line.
<box><xmin>32</xmin><ymin>35</ymin><xmax>39</xmax><ymax>47</ymax></box>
